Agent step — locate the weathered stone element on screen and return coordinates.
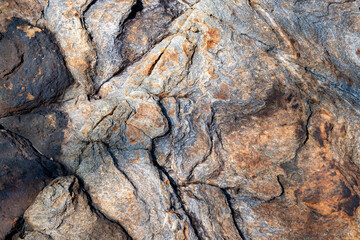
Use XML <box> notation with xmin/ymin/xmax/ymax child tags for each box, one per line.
<box><xmin>58</xmin><ymin>91</ymin><xmax>168</xmax><ymax>171</ymax></box>
<box><xmin>179</xmin><ymin>184</ymin><xmax>241</xmax><ymax>239</ymax></box>
<box><xmin>0</xmin><ymin>128</ymin><xmax>62</xmax><ymax>239</ymax></box>
<box><xmin>0</xmin><ymin>0</ymin><xmax>46</xmax><ymax>32</ymax></box>
<box><xmin>0</xmin><ymin>19</ymin><xmax>73</xmax><ymax>118</ymax></box>
<box><xmin>23</xmin><ymin>176</ymin><xmax>130</xmax><ymax>240</ymax></box>
<box><xmin>20</xmin><ymin>231</ymin><xmax>52</xmax><ymax>240</ymax></box>
<box><xmin>229</xmin><ymin>105</ymin><xmax>360</xmax><ymax>239</ymax></box>
<box><xmin>84</xmin><ymin>0</ymin><xmax>136</xmax><ymax>87</ymax></box>
<box><xmin>76</xmin><ymin>143</ymin><xmax>198</xmax><ymax>240</ymax></box>
<box><xmin>0</xmin><ymin>108</ymin><xmax>69</xmax><ymax>161</ymax></box>
<box><xmin>2</xmin><ymin>0</ymin><xmax>360</xmax><ymax>239</ymax></box>
<box><xmin>43</xmin><ymin>0</ymin><xmax>96</xmax><ymax>94</ymax></box>
<box><xmin>114</xmin><ymin>0</ymin><xmax>186</xmax><ymax>74</ymax></box>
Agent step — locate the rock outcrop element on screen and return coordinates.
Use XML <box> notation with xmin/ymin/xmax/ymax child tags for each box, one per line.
<box><xmin>0</xmin><ymin>19</ymin><xmax>72</xmax><ymax>118</ymax></box>
<box><xmin>1</xmin><ymin>0</ymin><xmax>360</xmax><ymax>239</ymax></box>
<box><xmin>0</xmin><ymin>128</ymin><xmax>63</xmax><ymax>239</ymax></box>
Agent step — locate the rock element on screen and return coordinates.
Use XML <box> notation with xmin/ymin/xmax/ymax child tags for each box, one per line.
<box><xmin>84</xmin><ymin>0</ymin><xmax>136</xmax><ymax>87</ymax></box>
<box><xmin>43</xmin><ymin>0</ymin><xmax>96</xmax><ymax>94</ymax></box>
<box><xmin>76</xmin><ymin>143</ymin><xmax>198</xmax><ymax>240</ymax></box>
<box><xmin>229</xmin><ymin>105</ymin><xmax>360</xmax><ymax>239</ymax></box>
<box><xmin>2</xmin><ymin>0</ymin><xmax>360</xmax><ymax>239</ymax></box>
<box><xmin>0</xmin><ymin>19</ymin><xmax>73</xmax><ymax>118</ymax></box>
<box><xmin>0</xmin><ymin>128</ymin><xmax>63</xmax><ymax>239</ymax></box>
<box><xmin>179</xmin><ymin>184</ymin><xmax>241</xmax><ymax>239</ymax></box>
<box><xmin>58</xmin><ymin>91</ymin><xmax>167</xmax><ymax>171</ymax></box>
<box><xmin>114</xmin><ymin>0</ymin><xmax>186</xmax><ymax>73</ymax></box>
<box><xmin>20</xmin><ymin>231</ymin><xmax>52</xmax><ymax>240</ymax></box>
<box><xmin>0</xmin><ymin>108</ymin><xmax>69</xmax><ymax>161</ymax></box>
<box><xmin>22</xmin><ymin>176</ymin><xmax>130</xmax><ymax>240</ymax></box>
<box><xmin>0</xmin><ymin>0</ymin><xmax>46</xmax><ymax>32</ymax></box>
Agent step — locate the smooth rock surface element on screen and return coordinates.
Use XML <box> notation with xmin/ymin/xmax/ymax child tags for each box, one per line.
<box><xmin>0</xmin><ymin>19</ymin><xmax>73</xmax><ymax>118</ymax></box>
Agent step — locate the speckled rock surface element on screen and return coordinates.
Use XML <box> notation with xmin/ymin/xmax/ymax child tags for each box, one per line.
<box><xmin>1</xmin><ymin>0</ymin><xmax>360</xmax><ymax>239</ymax></box>
<box><xmin>0</xmin><ymin>19</ymin><xmax>72</xmax><ymax>118</ymax></box>
<box><xmin>23</xmin><ymin>176</ymin><xmax>130</xmax><ymax>240</ymax></box>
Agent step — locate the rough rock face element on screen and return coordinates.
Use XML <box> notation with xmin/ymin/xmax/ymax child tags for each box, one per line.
<box><xmin>23</xmin><ymin>176</ymin><xmax>130</xmax><ymax>240</ymax></box>
<box><xmin>1</xmin><ymin>0</ymin><xmax>360</xmax><ymax>239</ymax></box>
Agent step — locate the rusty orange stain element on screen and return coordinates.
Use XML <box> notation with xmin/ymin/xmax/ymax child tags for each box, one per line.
<box><xmin>213</xmin><ymin>82</ymin><xmax>231</xmax><ymax>100</ymax></box>
<box><xmin>126</xmin><ymin>124</ymin><xmax>144</xmax><ymax>146</ymax></box>
<box><xmin>3</xmin><ymin>82</ymin><xmax>13</xmax><ymax>90</ymax></box>
<box><xmin>206</xmin><ymin>27</ymin><xmax>221</xmax><ymax>49</ymax></box>
<box><xmin>16</xmin><ymin>25</ymin><xmax>41</xmax><ymax>39</ymax></box>
<box><xmin>65</xmin><ymin>0</ymin><xmax>73</xmax><ymax>6</ymax></box>
<box><xmin>159</xmin><ymin>48</ymin><xmax>180</xmax><ymax>71</ymax></box>
<box><xmin>27</xmin><ymin>92</ymin><xmax>35</xmax><ymax>101</ymax></box>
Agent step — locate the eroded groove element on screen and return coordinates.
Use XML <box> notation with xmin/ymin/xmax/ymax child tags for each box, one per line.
<box><xmin>220</xmin><ymin>189</ymin><xmax>247</xmax><ymax>240</ymax></box>
<box><xmin>290</xmin><ymin>100</ymin><xmax>313</xmax><ymax>164</ymax></box>
<box><xmin>149</xmin><ymin>100</ymin><xmax>202</xmax><ymax>239</ymax></box>
<box><xmin>75</xmin><ymin>173</ymin><xmax>134</xmax><ymax>240</ymax></box>
<box><xmin>102</xmin><ymin>142</ymin><xmax>139</xmax><ymax>191</ymax></box>
<box><xmin>92</xmin><ymin>106</ymin><xmax>117</xmax><ymax>130</ymax></box>
<box><xmin>124</xmin><ymin>0</ymin><xmax>144</xmax><ymax>23</ymax></box>
<box><xmin>95</xmin><ymin>0</ymin><xmax>187</xmax><ymax>93</ymax></box>
<box><xmin>147</xmin><ymin>51</ymin><xmax>164</xmax><ymax>76</ymax></box>
<box><xmin>2</xmin><ymin>128</ymin><xmax>67</xmax><ymax>178</ymax></box>
<box><xmin>2</xmin><ymin>53</ymin><xmax>23</xmax><ymax>79</ymax></box>
<box><xmin>82</xmin><ymin>0</ymin><xmax>99</xmax><ymax>16</ymax></box>
<box><xmin>4</xmin><ymin>217</ymin><xmax>25</xmax><ymax>240</ymax></box>
<box><xmin>149</xmin><ymin>148</ymin><xmax>202</xmax><ymax>239</ymax></box>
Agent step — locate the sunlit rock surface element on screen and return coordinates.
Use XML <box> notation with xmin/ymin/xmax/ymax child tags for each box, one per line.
<box><xmin>1</xmin><ymin>0</ymin><xmax>360</xmax><ymax>239</ymax></box>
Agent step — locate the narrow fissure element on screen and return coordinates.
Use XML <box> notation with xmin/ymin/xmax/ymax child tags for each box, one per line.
<box><xmin>75</xmin><ymin>173</ymin><xmax>134</xmax><ymax>240</ymax></box>
<box><xmin>149</xmin><ymin>100</ymin><xmax>202</xmax><ymax>239</ymax></box>
<box><xmin>220</xmin><ymin>189</ymin><xmax>247</xmax><ymax>240</ymax></box>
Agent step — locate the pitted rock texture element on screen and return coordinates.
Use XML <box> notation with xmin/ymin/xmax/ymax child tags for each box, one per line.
<box><xmin>1</xmin><ymin>0</ymin><xmax>360</xmax><ymax>239</ymax></box>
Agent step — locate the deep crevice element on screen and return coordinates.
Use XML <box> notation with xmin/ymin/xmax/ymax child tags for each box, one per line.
<box><xmin>126</xmin><ymin>0</ymin><xmax>144</xmax><ymax>22</ymax></box>
<box><xmin>149</xmin><ymin>146</ymin><xmax>202</xmax><ymax>239</ymax></box>
<box><xmin>4</xmin><ymin>217</ymin><xmax>25</xmax><ymax>240</ymax></box>
<box><xmin>75</xmin><ymin>174</ymin><xmax>134</xmax><ymax>240</ymax></box>
<box><xmin>102</xmin><ymin>142</ymin><xmax>139</xmax><ymax>191</ymax></box>
<box><xmin>95</xmin><ymin>0</ymin><xmax>187</xmax><ymax>94</ymax></box>
<box><xmin>147</xmin><ymin>51</ymin><xmax>164</xmax><ymax>76</ymax></box>
<box><xmin>149</xmin><ymin>100</ymin><xmax>202</xmax><ymax>239</ymax></box>
<box><xmin>82</xmin><ymin>0</ymin><xmax>99</xmax><ymax>16</ymax></box>
<box><xmin>292</xmin><ymin>101</ymin><xmax>313</xmax><ymax>165</ymax></box>
<box><xmin>220</xmin><ymin>189</ymin><xmax>247</xmax><ymax>240</ymax></box>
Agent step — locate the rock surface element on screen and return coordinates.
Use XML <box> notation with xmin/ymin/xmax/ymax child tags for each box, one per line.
<box><xmin>23</xmin><ymin>176</ymin><xmax>130</xmax><ymax>240</ymax></box>
<box><xmin>0</xmin><ymin>19</ymin><xmax>72</xmax><ymax>118</ymax></box>
<box><xmin>0</xmin><ymin>128</ymin><xmax>63</xmax><ymax>239</ymax></box>
<box><xmin>1</xmin><ymin>0</ymin><xmax>360</xmax><ymax>239</ymax></box>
